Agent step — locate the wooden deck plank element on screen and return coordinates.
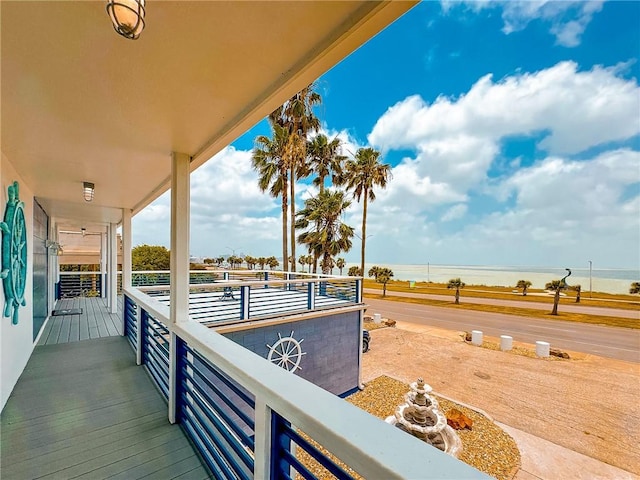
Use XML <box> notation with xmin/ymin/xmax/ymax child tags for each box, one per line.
<box><xmin>37</xmin><ymin>429</ymin><xmax>190</xmax><ymax>479</ymax></box>
<box><xmin>45</xmin><ymin>316</ymin><xmax>63</xmax><ymax>345</ymax></box>
<box><xmin>79</xmin><ymin>302</ymin><xmax>91</xmax><ymax>340</ymax></box>
<box><xmin>37</xmin><ymin>315</ymin><xmax>54</xmax><ymax>345</ymax></box>
<box><xmin>1</xmin><ymin>336</ymin><xmax>208</xmax><ymax>479</ymax></box>
<box><xmin>57</xmin><ymin>314</ymin><xmax>72</xmax><ymax>343</ymax></box>
<box><xmin>133</xmin><ymin>454</ymin><xmax>209</xmax><ymax>480</ymax></box>
<box><xmin>170</xmin><ymin>463</ymin><xmax>214</xmax><ymax>480</ymax></box>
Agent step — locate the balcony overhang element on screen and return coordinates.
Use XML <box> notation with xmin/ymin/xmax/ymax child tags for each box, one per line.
<box><xmin>1</xmin><ymin>1</ymin><xmax>416</xmax><ymax>229</ymax></box>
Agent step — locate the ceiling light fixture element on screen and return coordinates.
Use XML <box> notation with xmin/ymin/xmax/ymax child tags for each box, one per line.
<box><xmin>83</xmin><ymin>182</ymin><xmax>95</xmax><ymax>202</ymax></box>
<box><xmin>106</xmin><ymin>0</ymin><xmax>146</xmax><ymax>40</ymax></box>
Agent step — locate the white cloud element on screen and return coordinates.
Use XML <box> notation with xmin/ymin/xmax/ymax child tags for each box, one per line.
<box><xmin>366</xmin><ymin>62</ymin><xmax>639</xmax><ymax>239</ymax></box>
<box><xmin>361</xmin><ymin>62</ymin><xmax>639</xmax><ymax>267</ymax></box>
<box><xmin>443</xmin><ymin>1</ymin><xmax>605</xmax><ymax>47</ymax></box>
<box><xmin>370</xmin><ymin>62</ymin><xmax>639</xmax><ymax>156</ymax></box>
<box><xmin>190</xmin><ymin>146</ymin><xmax>277</xmax><ymax>220</ymax></box>
<box><xmin>133</xmin><ymin>146</ymin><xmax>284</xmax><ymax>257</ymax></box>
<box><xmin>442</xmin><ymin>204</ymin><xmax>468</xmax><ymax>222</ymax></box>
<box><xmin>363</xmin><ymin>149</ymin><xmax>639</xmax><ymax>267</ymax></box>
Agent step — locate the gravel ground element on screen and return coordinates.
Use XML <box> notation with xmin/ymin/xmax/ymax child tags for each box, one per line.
<box><xmin>296</xmin><ymin>375</ymin><xmax>519</xmax><ymax>479</ymax></box>
<box><xmin>363</xmin><ymin>324</ymin><xmax>640</xmax><ymax>476</ymax></box>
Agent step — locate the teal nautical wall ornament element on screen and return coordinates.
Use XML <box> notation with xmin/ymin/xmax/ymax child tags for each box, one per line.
<box><xmin>1</xmin><ymin>181</ymin><xmax>27</xmax><ymax>324</ymax></box>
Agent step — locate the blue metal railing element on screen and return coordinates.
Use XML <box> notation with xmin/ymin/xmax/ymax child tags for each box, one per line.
<box><xmin>122</xmin><ymin>290</ymin><xmax>485</xmax><ymax>480</ymax></box>
<box><xmin>178</xmin><ymin>339</ymin><xmax>255</xmax><ymax>479</ymax></box>
<box><xmin>141</xmin><ymin>309</ymin><xmax>170</xmax><ymax>399</ymax></box>
<box><xmin>272</xmin><ymin>412</ymin><xmax>355</xmax><ymax>480</ymax></box>
<box><xmin>140</xmin><ymin>274</ymin><xmax>361</xmax><ymax>326</ymax></box>
<box><xmin>124</xmin><ymin>295</ymin><xmax>137</xmax><ymax>351</ymax></box>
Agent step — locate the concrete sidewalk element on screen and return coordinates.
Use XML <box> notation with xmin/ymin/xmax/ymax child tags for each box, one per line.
<box><xmin>499</xmin><ymin>423</ymin><xmax>637</xmax><ymax>480</ymax></box>
<box><xmin>361</xmin><ymin>320</ymin><xmax>640</xmax><ymax>479</ymax></box>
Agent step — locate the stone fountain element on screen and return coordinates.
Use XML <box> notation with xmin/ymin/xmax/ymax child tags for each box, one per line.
<box><xmin>385</xmin><ymin>378</ymin><xmax>462</xmax><ymax>457</ymax></box>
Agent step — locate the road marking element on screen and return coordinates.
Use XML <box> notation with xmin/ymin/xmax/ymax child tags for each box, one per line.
<box><xmin>526</xmin><ymin>325</ymin><xmax>576</xmax><ymax>332</ymax></box>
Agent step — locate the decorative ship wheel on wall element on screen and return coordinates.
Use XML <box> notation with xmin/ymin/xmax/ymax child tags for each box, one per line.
<box><xmin>1</xmin><ymin>181</ymin><xmax>28</xmax><ymax>325</ymax></box>
<box><xmin>266</xmin><ymin>331</ymin><xmax>306</xmax><ymax>372</ymax></box>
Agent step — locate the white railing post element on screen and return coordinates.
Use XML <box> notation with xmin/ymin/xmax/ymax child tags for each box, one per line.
<box><xmin>240</xmin><ymin>286</ymin><xmax>250</xmax><ymax>320</ymax></box>
<box><xmin>253</xmin><ymin>397</ymin><xmax>273</xmax><ymax>479</ymax></box>
<box><xmin>355</xmin><ymin>279</ymin><xmax>362</xmax><ymax>303</ymax></box>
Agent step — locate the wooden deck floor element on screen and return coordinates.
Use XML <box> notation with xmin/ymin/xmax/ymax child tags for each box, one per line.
<box><xmin>1</xmin><ymin>336</ymin><xmax>210</xmax><ymax>479</ymax></box>
<box><xmin>37</xmin><ymin>296</ymin><xmax>123</xmax><ymax>345</ymax></box>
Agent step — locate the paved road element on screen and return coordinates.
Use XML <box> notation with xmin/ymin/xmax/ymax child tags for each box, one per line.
<box><xmin>364</xmin><ymin>297</ymin><xmax>640</xmax><ymax>363</ymax></box>
<box><xmin>364</xmin><ymin>288</ymin><xmax>640</xmax><ymax>319</ymax></box>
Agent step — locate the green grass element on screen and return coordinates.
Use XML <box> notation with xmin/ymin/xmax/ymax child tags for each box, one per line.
<box><xmin>363</xmin><ymin>292</ymin><xmax>639</xmax><ymax>330</ymax></box>
<box><xmin>363</xmin><ymin>279</ymin><xmax>640</xmax><ymax>311</ymax></box>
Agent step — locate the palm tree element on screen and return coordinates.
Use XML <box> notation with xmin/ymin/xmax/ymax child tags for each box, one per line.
<box><xmin>298</xmin><ymin>255</ymin><xmax>307</xmax><ymax>273</ymax></box>
<box><xmin>257</xmin><ymin>257</ymin><xmax>267</xmax><ymax>270</ymax></box>
<box><xmin>348</xmin><ymin>266</ymin><xmax>362</xmax><ymax>277</ymax></box>
<box><xmin>252</xmin><ymin>122</ymin><xmax>290</xmax><ymax>271</ymax></box>
<box><xmin>296</xmin><ymin>190</ymin><xmax>354</xmax><ymax>275</ymax></box>
<box><xmin>447</xmin><ymin>278</ymin><xmax>465</xmax><ymax>304</ymax></box>
<box><xmin>267</xmin><ymin>256</ymin><xmax>279</xmax><ymax>270</ymax></box>
<box><xmin>341</xmin><ymin>147</ymin><xmax>391</xmax><ymax>294</ymax></box>
<box><xmin>546</xmin><ymin>269</ymin><xmax>571</xmax><ymax>315</ymax></box>
<box><xmin>516</xmin><ymin>280</ymin><xmax>532</xmax><ymax>296</ymax></box>
<box><xmin>270</xmin><ymin>84</ymin><xmax>321</xmax><ymax>272</ymax></box>
<box><xmin>630</xmin><ymin>282</ymin><xmax>640</xmax><ymax>294</ymax></box>
<box><xmin>369</xmin><ymin>266</ymin><xmax>394</xmax><ymax>297</ymax></box>
<box><xmin>572</xmin><ymin>284</ymin><xmax>582</xmax><ymax>303</ymax></box>
<box><xmin>307</xmin><ymin>134</ymin><xmax>345</xmax><ymax>193</ymax></box>
<box><xmin>336</xmin><ymin>258</ymin><xmax>346</xmax><ymax>276</ymax></box>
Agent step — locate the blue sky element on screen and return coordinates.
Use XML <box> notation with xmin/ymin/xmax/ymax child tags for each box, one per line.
<box><xmin>133</xmin><ymin>1</ymin><xmax>640</xmax><ymax>269</ymax></box>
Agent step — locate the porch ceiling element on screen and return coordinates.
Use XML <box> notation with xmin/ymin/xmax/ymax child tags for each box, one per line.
<box><xmin>1</xmin><ymin>1</ymin><xmax>415</xmax><ymax>228</ymax></box>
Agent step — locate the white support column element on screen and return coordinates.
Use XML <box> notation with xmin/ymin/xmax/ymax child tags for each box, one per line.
<box><xmin>108</xmin><ymin>223</ymin><xmax>118</xmax><ymax>315</ymax></box>
<box><xmin>100</xmin><ymin>232</ymin><xmax>107</xmax><ymax>298</ymax></box>
<box><xmin>169</xmin><ymin>151</ymin><xmax>191</xmax><ymax>424</ymax></box>
<box><xmin>122</xmin><ymin>209</ymin><xmax>132</xmax><ymax>290</ymax></box>
<box><xmin>170</xmin><ymin>152</ymin><xmax>191</xmax><ymax>325</ymax></box>
<box><xmin>48</xmin><ymin>217</ymin><xmax>58</xmax><ymax>307</ymax></box>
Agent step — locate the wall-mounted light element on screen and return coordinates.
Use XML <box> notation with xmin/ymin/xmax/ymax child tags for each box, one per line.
<box><xmin>83</xmin><ymin>182</ymin><xmax>95</xmax><ymax>202</ymax></box>
<box><xmin>81</xmin><ymin>228</ymin><xmax>86</xmax><ymax>237</ymax></box>
<box><xmin>106</xmin><ymin>0</ymin><xmax>146</xmax><ymax>40</ymax></box>
<box><xmin>45</xmin><ymin>240</ymin><xmax>63</xmax><ymax>256</ymax></box>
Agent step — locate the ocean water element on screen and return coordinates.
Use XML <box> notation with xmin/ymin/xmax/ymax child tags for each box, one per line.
<box><xmin>346</xmin><ymin>263</ymin><xmax>640</xmax><ymax>295</ymax></box>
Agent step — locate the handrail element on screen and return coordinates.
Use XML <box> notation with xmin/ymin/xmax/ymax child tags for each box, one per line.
<box><xmin>123</xmin><ymin>287</ymin><xmax>485</xmax><ymax>479</ymax></box>
<box><xmin>137</xmin><ymin>276</ymin><xmax>358</xmax><ymax>292</ymax></box>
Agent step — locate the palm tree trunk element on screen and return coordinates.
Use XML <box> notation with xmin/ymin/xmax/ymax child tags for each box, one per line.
<box><xmin>455</xmin><ymin>288</ymin><xmax>460</xmax><ymax>304</ymax></box>
<box><xmin>322</xmin><ymin>252</ymin><xmax>331</xmax><ymax>275</ymax></box>
<box><xmin>551</xmin><ymin>288</ymin><xmax>560</xmax><ymax>315</ymax></box>
<box><xmin>383</xmin><ymin>282</ymin><xmax>387</xmax><ymax>297</ymax></box>
<box><xmin>360</xmin><ymin>191</ymin><xmax>368</xmax><ymax>288</ymax></box>
<box><xmin>282</xmin><ymin>179</ymin><xmax>289</xmax><ymax>272</ymax></box>
<box><xmin>290</xmin><ymin>165</ymin><xmax>296</xmax><ymax>272</ymax></box>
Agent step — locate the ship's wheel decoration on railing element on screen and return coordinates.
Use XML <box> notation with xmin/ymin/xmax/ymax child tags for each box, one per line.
<box><xmin>1</xmin><ymin>181</ymin><xmax>27</xmax><ymax>325</ymax></box>
<box><xmin>267</xmin><ymin>331</ymin><xmax>306</xmax><ymax>372</ymax></box>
